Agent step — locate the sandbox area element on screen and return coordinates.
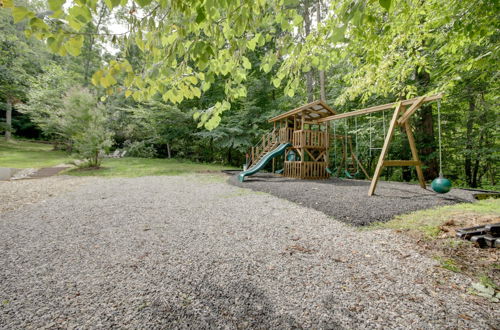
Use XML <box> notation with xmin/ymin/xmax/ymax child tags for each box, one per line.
<box><xmin>229</xmin><ymin>173</ymin><xmax>477</xmax><ymax>225</ymax></box>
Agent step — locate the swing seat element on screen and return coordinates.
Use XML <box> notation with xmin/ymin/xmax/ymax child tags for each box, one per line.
<box><xmin>431</xmin><ymin>176</ymin><xmax>452</xmax><ymax>194</ymax></box>
<box><xmin>343</xmin><ymin>169</ymin><xmax>362</xmax><ymax>179</ymax></box>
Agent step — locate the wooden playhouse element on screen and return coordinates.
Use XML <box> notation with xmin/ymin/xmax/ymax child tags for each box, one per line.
<box><xmin>248</xmin><ymin>100</ymin><xmax>336</xmax><ymax>180</ymax></box>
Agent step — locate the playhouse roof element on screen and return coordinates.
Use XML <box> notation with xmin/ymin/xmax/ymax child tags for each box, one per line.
<box><xmin>268</xmin><ymin>100</ymin><xmax>336</xmax><ymax>123</ymax></box>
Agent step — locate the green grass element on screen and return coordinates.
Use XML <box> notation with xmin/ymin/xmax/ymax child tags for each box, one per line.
<box><xmin>435</xmin><ymin>257</ymin><xmax>462</xmax><ymax>273</ymax></box>
<box><xmin>367</xmin><ymin>199</ymin><xmax>500</xmax><ymax>238</ymax></box>
<box><xmin>65</xmin><ymin>157</ymin><xmax>235</xmax><ymax>178</ymax></box>
<box><xmin>1</xmin><ymin>138</ymin><xmax>236</xmax><ymax>177</ymax></box>
<box><xmin>0</xmin><ymin>139</ymin><xmax>70</xmax><ymax>168</ymax></box>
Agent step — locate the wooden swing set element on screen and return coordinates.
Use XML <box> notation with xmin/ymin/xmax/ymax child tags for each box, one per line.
<box><xmin>317</xmin><ymin>93</ymin><xmax>443</xmax><ymax>195</ymax></box>
<box><xmin>253</xmin><ymin>93</ymin><xmax>443</xmax><ymax>196</ymax></box>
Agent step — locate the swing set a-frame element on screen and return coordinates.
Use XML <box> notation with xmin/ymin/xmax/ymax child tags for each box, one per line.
<box><xmin>317</xmin><ymin>93</ymin><xmax>443</xmax><ymax>195</ymax></box>
<box><xmin>241</xmin><ymin>93</ymin><xmax>443</xmax><ymax>196</ymax></box>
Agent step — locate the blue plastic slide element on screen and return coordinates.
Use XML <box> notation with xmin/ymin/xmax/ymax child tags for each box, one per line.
<box><xmin>238</xmin><ymin>143</ymin><xmax>292</xmax><ymax>182</ymax></box>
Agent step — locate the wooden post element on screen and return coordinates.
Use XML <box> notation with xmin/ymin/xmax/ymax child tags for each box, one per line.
<box><xmin>404</xmin><ymin>121</ymin><xmax>426</xmax><ymax>189</ymax></box>
<box><xmin>368</xmin><ymin>102</ymin><xmax>402</xmax><ymax>196</ymax></box>
<box><xmin>397</xmin><ymin>96</ymin><xmax>425</xmax><ymax>125</ymax></box>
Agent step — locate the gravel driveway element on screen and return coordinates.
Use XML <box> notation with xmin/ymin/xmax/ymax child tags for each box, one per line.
<box><xmin>0</xmin><ymin>175</ymin><xmax>497</xmax><ymax>328</ymax></box>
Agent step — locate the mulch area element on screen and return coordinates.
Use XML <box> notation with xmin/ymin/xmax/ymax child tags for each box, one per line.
<box><xmin>228</xmin><ymin>173</ymin><xmax>477</xmax><ymax>226</ymax></box>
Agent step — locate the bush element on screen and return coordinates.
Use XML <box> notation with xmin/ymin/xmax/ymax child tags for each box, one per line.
<box><xmin>123</xmin><ymin>140</ymin><xmax>158</xmax><ymax>158</ymax></box>
<box><xmin>61</xmin><ymin>88</ymin><xmax>114</xmax><ymax>167</ymax></box>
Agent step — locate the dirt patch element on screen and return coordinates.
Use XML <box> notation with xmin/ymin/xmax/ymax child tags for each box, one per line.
<box><xmin>438</xmin><ymin>214</ymin><xmax>500</xmax><ymax>239</ymax></box>
<box><xmin>403</xmin><ymin>213</ymin><xmax>499</xmax><ymax>288</ymax></box>
<box><xmin>196</xmin><ymin>169</ymin><xmax>225</xmax><ymax>174</ymax></box>
<box><xmin>28</xmin><ymin>167</ymin><xmax>69</xmax><ymax>178</ymax></box>
<box><xmin>71</xmin><ymin>166</ymin><xmax>103</xmax><ymax>171</ymax></box>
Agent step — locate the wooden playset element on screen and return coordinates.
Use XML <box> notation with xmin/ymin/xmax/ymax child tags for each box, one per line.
<box><xmin>240</xmin><ymin>93</ymin><xmax>445</xmax><ymax>196</ymax></box>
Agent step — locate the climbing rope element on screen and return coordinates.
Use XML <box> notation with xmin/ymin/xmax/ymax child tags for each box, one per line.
<box><xmin>437</xmin><ymin>99</ymin><xmax>443</xmax><ymax>177</ymax></box>
<box><xmin>382</xmin><ymin>110</ymin><xmax>386</xmax><ymax>140</ymax></box>
<box><xmin>431</xmin><ymin>98</ymin><xmax>452</xmax><ymax>194</ymax></box>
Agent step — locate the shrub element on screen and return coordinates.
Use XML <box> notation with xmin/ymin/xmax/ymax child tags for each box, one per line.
<box><xmin>61</xmin><ymin>88</ymin><xmax>114</xmax><ymax>167</ymax></box>
<box><xmin>123</xmin><ymin>140</ymin><xmax>158</xmax><ymax>158</ymax></box>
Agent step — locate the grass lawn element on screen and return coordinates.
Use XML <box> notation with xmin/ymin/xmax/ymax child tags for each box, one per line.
<box><xmin>0</xmin><ymin>139</ymin><xmax>70</xmax><ymax>168</ymax></box>
<box><xmin>1</xmin><ymin>138</ymin><xmax>236</xmax><ymax>177</ymax></box>
<box><xmin>66</xmin><ymin>157</ymin><xmax>236</xmax><ymax>177</ymax></box>
<box><xmin>368</xmin><ymin>198</ymin><xmax>500</xmax><ymax>237</ymax></box>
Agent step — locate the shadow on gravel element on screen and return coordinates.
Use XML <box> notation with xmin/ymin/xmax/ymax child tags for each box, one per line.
<box><xmin>145</xmin><ymin>278</ymin><xmax>315</xmax><ymax>328</ymax></box>
<box><xmin>228</xmin><ymin>173</ymin><xmax>477</xmax><ymax>226</ymax></box>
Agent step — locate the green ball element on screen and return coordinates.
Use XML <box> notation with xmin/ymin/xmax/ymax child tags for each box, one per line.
<box><xmin>431</xmin><ymin>177</ymin><xmax>452</xmax><ymax>194</ymax></box>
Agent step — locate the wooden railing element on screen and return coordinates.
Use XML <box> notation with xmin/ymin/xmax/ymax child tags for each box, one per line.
<box><xmin>292</xmin><ymin>130</ymin><xmax>329</xmax><ymax>148</ymax></box>
<box><xmin>284</xmin><ymin>161</ymin><xmax>328</xmax><ymax>179</ymax></box>
<box><xmin>248</xmin><ymin>129</ymin><xmax>279</xmax><ymax>168</ymax></box>
<box><xmin>278</xmin><ymin>127</ymin><xmax>294</xmax><ymax>143</ymax></box>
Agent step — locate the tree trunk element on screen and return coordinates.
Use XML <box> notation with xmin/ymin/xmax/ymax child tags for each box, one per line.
<box><xmin>471</xmin><ymin>131</ymin><xmax>484</xmax><ymax>188</ymax></box>
<box><xmin>5</xmin><ymin>100</ymin><xmax>12</xmax><ymax>140</ymax></box>
<box><xmin>166</xmin><ymin>143</ymin><xmax>171</xmax><ymax>158</ymax></box>
<box><xmin>227</xmin><ymin>144</ymin><xmax>233</xmax><ymax>164</ymax></box>
<box><xmin>303</xmin><ymin>0</ymin><xmax>314</xmax><ymax>102</ymax></box>
<box><xmin>415</xmin><ymin>69</ymin><xmax>438</xmax><ymax>179</ymax></box>
<box><xmin>83</xmin><ymin>6</ymin><xmax>107</xmax><ymax>85</ymax></box>
<box><xmin>400</xmin><ymin>127</ymin><xmax>412</xmax><ymax>182</ymax></box>
<box><xmin>464</xmin><ymin>97</ymin><xmax>475</xmax><ymax>186</ymax></box>
<box><xmin>419</xmin><ymin>104</ymin><xmax>438</xmax><ymax>179</ymax></box>
<box><xmin>316</xmin><ymin>0</ymin><xmax>326</xmax><ymax>102</ymax></box>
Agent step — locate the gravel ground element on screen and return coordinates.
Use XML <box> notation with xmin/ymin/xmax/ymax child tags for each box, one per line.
<box><xmin>0</xmin><ymin>175</ymin><xmax>497</xmax><ymax>329</ymax></box>
<box><xmin>229</xmin><ymin>173</ymin><xmax>477</xmax><ymax>225</ymax></box>
<box><xmin>0</xmin><ymin>176</ymin><xmax>96</xmax><ymax>213</ymax></box>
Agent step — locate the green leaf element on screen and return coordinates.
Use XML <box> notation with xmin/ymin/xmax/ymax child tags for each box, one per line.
<box><xmin>191</xmin><ymin>86</ymin><xmax>201</xmax><ymax>98</ymax></box>
<box><xmin>201</xmin><ymin>81</ymin><xmax>211</xmax><ymax>91</ymax></box>
<box><xmin>104</xmin><ymin>0</ymin><xmax>120</xmax><ymax>9</ymax></box>
<box><xmin>379</xmin><ymin>0</ymin><xmax>391</xmax><ymax>11</ymax></box>
<box><xmin>12</xmin><ymin>6</ymin><xmax>32</xmax><ymax>23</ymax></box>
<box><xmin>65</xmin><ymin>35</ymin><xmax>84</xmax><ymax>56</ymax></box>
<box><xmin>29</xmin><ymin>17</ymin><xmax>49</xmax><ymax>31</ymax></box>
<box><xmin>195</xmin><ymin>7</ymin><xmax>206</xmax><ymax>24</ymax></box>
<box><xmin>1</xmin><ymin>0</ymin><xmax>14</xmax><ymax>8</ymax></box>
<box><xmin>242</xmin><ymin>56</ymin><xmax>251</xmax><ymax>69</ymax></box>
<box><xmin>135</xmin><ymin>0</ymin><xmax>152</xmax><ymax>8</ymax></box>
<box><xmin>247</xmin><ymin>37</ymin><xmax>257</xmax><ymax>51</ymax></box>
<box><xmin>68</xmin><ymin>16</ymin><xmax>84</xmax><ymax>30</ymax></box>
<box><xmin>47</xmin><ymin>33</ymin><xmax>64</xmax><ymax>53</ymax></box>
<box><xmin>331</xmin><ymin>27</ymin><xmax>345</xmax><ymax>42</ymax></box>
<box><xmin>48</xmin><ymin>0</ymin><xmax>65</xmax><ymax>11</ymax></box>
<box><xmin>91</xmin><ymin>70</ymin><xmax>103</xmax><ymax>86</ymax></box>
<box><xmin>68</xmin><ymin>5</ymin><xmax>92</xmax><ymax>24</ymax></box>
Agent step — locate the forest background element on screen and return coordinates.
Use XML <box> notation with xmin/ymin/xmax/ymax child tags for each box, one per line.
<box><xmin>0</xmin><ymin>0</ymin><xmax>498</xmax><ymax>189</ymax></box>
